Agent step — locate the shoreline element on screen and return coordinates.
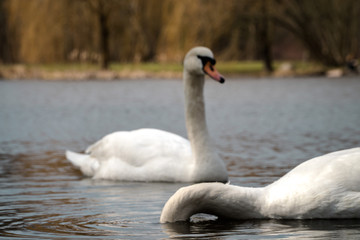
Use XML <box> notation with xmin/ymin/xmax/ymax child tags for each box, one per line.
<box><xmin>0</xmin><ymin>65</ymin><xmax>183</xmax><ymax>81</ymax></box>
<box><xmin>0</xmin><ymin>63</ymin><xmax>356</xmax><ymax>81</ymax></box>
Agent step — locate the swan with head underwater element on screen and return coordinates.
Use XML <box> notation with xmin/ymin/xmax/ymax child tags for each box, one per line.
<box><xmin>65</xmin><ymin>46</ymin><xmax>228</xmax><ymax>182</ymax></box>
<box><xmin>160</xmin><ymin>147</ymin><xmax>360</xmax><ymax>222</ymax></box>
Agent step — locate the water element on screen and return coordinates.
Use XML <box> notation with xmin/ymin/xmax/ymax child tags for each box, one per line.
<box><xmin>1</xmin><ymin>77</ymin><xmax>360</xmax><ymax>239</ymax></box>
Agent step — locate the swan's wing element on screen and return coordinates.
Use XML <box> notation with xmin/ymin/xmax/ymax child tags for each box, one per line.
<box><xmin>85</xmin><ymin>128</ymin><xmax>191</xmax><ymax>166</ymax></box>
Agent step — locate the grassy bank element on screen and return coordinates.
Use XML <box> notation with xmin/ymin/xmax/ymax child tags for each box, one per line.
<box><xmin>0</xmin><ymin>61</ymin><xmax>326</xmax><ymax>80</ymax></box>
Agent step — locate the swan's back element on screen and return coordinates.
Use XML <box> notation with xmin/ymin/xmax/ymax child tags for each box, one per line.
<box><xmin>269</xmin><ymin>148</ymin><xmax>360</xmax><ymax>192</ymax></box>
<box><xmin>86</xmin><ymin>128</ymin><xmax>191</xmax><ymax>166</ymax></box>
<box><xmin>67</xmin><ymin>128</ymin><xmax>195</xmax><ymax>181</ymax></box>
<box><xmin>263</xmin><ymin>147</ymin><xmax>360</xmax><ymax>218</ymax></box>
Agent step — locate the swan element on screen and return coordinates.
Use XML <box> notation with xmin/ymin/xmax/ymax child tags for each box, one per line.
<box><xmin>160</xmin><ymin>147</ymin><xmax>360</xmax><ymax>222</ymax></box>
<box><xmin>65</xmin><ymin>46</ymin><xmax>228</xmax><ymax>182</ymax></box>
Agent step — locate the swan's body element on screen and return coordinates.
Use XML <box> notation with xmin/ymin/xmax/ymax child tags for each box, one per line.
<box><xmin>160</xmin><ymin>147</ymin><xmax>360</xmax><ymax>222</ymax></box>
<box><xmin>66</xmin><ymin>47</ymin><xmax>228</xmax><ymax>182</ymax></box>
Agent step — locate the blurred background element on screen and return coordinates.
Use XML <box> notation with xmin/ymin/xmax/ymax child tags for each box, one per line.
<box><xmin>0</xmin><ymin>0</ymin><xmax>359</xmax><ymax>77</ymax></box>
<box><xmin>1</xmin><ymin>1</ymin><xmax>360</xmax><ymax>238</ymax></box>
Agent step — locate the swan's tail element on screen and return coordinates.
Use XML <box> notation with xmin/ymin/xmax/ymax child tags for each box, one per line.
<box><xmin>65</xmin><ymin>150</ymin><xmax>99</xmax><ymax>177</ymax></box>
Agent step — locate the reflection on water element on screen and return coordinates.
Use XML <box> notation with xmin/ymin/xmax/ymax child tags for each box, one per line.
<box><xmin>162</xmin><ymin>219</ymin><xmax>360</xmax><ymax>239</ymax></box>
<box><xmin>0</xmin><ymin>78</ymin><xmax>360</xmax><ymax>239</ymax></box>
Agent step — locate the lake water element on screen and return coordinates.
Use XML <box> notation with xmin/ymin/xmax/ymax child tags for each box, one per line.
<box><xmin>1</xmin><ymin>77</ymin><xmax>360</xmax><ymax>239</ymax></box>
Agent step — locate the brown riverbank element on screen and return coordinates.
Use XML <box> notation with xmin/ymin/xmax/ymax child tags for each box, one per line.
<box><xmin>0</xmin><ymin>62</ymin><xmax>356</xmax><ymax>80</ymax></box>
<box><xmin>0</xmin><ymin>64</ymin><xmax>183</xmax><ymax>80</ymax></box>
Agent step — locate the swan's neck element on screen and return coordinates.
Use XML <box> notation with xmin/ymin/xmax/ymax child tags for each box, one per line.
<box><xmin>184</xmin><ymin>71</ymin><xmax>210</xmax><ymax>155</ymax></box>
<box><xmin>184</xmin><ymin>71</ymin><xmax>226</xmax><ymax>181</ymax></box>
<box><xmin>160</xmin><ymin>183</ymin><xmax>264</xmax><ymax>223</ymax></box>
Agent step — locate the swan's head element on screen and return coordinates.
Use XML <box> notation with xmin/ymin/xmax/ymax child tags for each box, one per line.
<box><xmin>184</xmin><ymin>46</ymin><xmax>225</xmax><ymax>83</ymax></box>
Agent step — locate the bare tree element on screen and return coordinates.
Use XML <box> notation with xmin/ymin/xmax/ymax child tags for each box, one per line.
<box><xmin>85</xmin><ymin>0</ymin><xmax>124</xmax><ymax>69</ymax></box>
<box><xmin>127</xmin><ymin>0</ymin><xmax>166</xmax><ymax>62</ymax></box>
<box><xmin>0</xmin><ymin>0</ymin><xmax>13</xmax><ymax>63</ymax></box>
<box><xmin>256</xmin><ymin>0</ymin><xmax>274</xmax><ymax>72</ymax></box>
<box><xmin>273</xmin><ymin>0</ymin><xmax>360</xmax><ymax>67</ymax></box>
<box><xmin>86</xmin><ymin>0</ymin><xmax>110</xmax><ymax>69</ymax></box>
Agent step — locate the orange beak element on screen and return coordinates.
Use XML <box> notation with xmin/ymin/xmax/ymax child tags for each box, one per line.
<box><xmin>203</xmin><ymin>61</ymin><xmax>225</xmax><ymax>83</ymax></box>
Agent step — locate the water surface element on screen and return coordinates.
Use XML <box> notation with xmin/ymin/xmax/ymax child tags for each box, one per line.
<box><xmin>1</xmin><ymin>77</ymin><xmax>360</xmax><ymax>239</ymax></box>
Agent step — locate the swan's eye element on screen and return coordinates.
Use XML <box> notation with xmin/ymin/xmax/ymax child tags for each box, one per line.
<box><xmin>197</xmin><ymin>55</ymin><xmax>216</xmax><ymax>68</ymax></box>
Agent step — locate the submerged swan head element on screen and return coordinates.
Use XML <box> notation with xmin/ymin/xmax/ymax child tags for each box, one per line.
<box><xmin>184</xmin><ymin>47</ymin><xmax>225</xmax><ymax>83</ymax></box>
<box><xmin>161</xmin><ymin>148</ymin><xmax>360</xmax><ymax>222</ymax></box>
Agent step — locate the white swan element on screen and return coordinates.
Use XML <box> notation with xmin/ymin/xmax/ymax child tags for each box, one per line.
<box><xmin>66</xmin><ymin>46</ymin><xmax>228</xmax><ymax>182</ymax></box>
<box><xmin>160</xmin><ymin>147</ymin><xmax>360</xmax><ymax>222</ymax></box>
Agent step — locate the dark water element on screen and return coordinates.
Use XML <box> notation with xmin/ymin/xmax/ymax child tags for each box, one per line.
<box><xmin>1</xmin><ymin>77</ymin><xmax>360</xmax><ymax>239</ymax></box>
